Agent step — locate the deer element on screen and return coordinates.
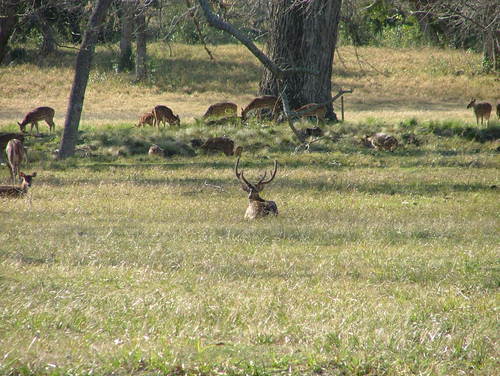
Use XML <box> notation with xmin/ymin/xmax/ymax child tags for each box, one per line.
<box><xmin>466</xmin><ymin>99</ymin><xmax>492</xmax><ymax>125</ymax></box>
<box><xmin>235</xmin><ymin>156</ymin><xmax>278</xmax><ymax>219</ymax></box>
<box><xmin>241</xmin><ymin>96</ymin><xmax>282</xmax><ymax>121</ymax></box>
<box><xmin>152</xmin><ymin>105</ymin><xmax>180</xmax><ymax>127</ymax></box>
<box><xmin>148</xmin><ymin>144</ymin><xmax>165</xmax><ymax>157</ymax></box>
<box><xmin>362</xmin><ymin>133</ymin><xmax>399</xmax><ymax>152</ymax></box>
<box><xmin>5</xmin><ymin>139</ymin><xmax>27</xmax><ymax>183</ymax></box>
<box><xmin>203</xmin><ymin>102</ymin><xmax>238</xmax><ymax>119</ymax></box>
<box><xmin>293</xmin><ymin>103</ymin><xmax>326</xmax><ymax>125</ymax></box>
<box><xmin>0</xmin><ymin>172</ymin><xmax>36</xmax><ymax>197</ymax></box>
<box><xmin>18</xmin><ymin>106</ymin><xmax>56</xmax><ymax>135</ymax></box>
<box><xmin>136</xmin><ymin>112</ymin><xmax>155</xmax><ymax>127</ymax></box>
<box><xmin>200</xmin><ymin>137</ymin><xmax>237</xmax><ymax>156</ymax></box>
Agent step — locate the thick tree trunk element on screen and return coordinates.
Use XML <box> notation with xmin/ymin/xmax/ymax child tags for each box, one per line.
<box><xmin>119</xmin><ymin>0</ymin><xmax>135</xmax><ymax>71</ymax></box>
<box><xmin>34</xmin><ymin>12</ymin><xmax>56</xmax><ymax>56</ymax></box>
<box><xmin>59</xmin><ymin>0</ymin><xmax>113</xmax><ymax>159</ymax></box>
<box><xmin>135</xmin><ymin>4</ymin><xmax>147</xmax><ymax>81</ymax></box>
<box><xmin>0</xmin><ymin>0</ymin><xmax>20</xmax><ymax>64</ymax></box>
<box><xmin>260</xmin><ymin>0</ymin><xmax>342</xmax><ymax>120</ymax></box>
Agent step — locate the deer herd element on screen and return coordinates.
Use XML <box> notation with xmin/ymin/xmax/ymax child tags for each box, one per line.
<box><xmin>1</xmin><ymin>98</ymin><xmax>498</xmax><ymax>217</ymax></box>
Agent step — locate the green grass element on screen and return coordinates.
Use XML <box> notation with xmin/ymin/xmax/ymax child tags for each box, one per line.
<box><xmin>0</xmin><ymin>120</ymin><xmax>498</xmax><ymax>375</ymax></box>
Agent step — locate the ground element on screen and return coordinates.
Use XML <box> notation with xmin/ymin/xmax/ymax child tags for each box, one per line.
<box><xmin>0</xmin><ymin>44</ymin><xmax>498</xmax><ymax>376</ymax></box>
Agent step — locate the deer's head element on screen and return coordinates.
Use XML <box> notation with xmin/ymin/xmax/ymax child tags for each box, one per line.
<box><xmin>19</xmin><ymin>171</ymin><xmax>37</xmax><ymax>187</ymax></box>
<box><xmin>235</xmin><ymin>156</ymin><xmax>278</xmax><ymax>201</ymax></box>
<box><xmin>467</xmin><ymin>98</ymin><xmax>476</xmax><ymax>109</ymax></box>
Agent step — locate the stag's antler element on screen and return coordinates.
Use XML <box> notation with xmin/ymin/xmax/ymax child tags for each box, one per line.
<box><xmin>235</xmin><ymin>156</ymin><xmax>255</xmax><ymax>191</ymax></box>
<box><xmin>256</xmin><ymin>160</ymin><xmax>278</xmax><ymax>190</ymax></box>
<box><xmin>236</xmin><ymin>157</ymin><xmax>278</xmax><ymax>192</ymax></box>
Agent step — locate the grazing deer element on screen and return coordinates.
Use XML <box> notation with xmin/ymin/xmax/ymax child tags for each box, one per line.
<box><xmin>0</xmin><ymin>172</ymin><xmax>36</xmax><ymax>197</ymax></box>
<box><xmin>0</xmin><ymin>133</ymin><xmax>24</xmax><ymax>154</ymax></box>
<box><xmin>200</xmin><ymin>137</ymin><xmax>236</xmax><ymax>156</ymax></box>
<box><xmin>241</xmin><ymin>96</ymin><xmax>282</xmax><ymax>121</ymax></box>
<box><xmin>152</xmin><ymin>105</ymin><xmax>180</xmax><ymax>127</ymax></box>
<box><xmin>203</xmin><ymin>102</ymin><xmax>238</xmax><ymax>119</ymax></box>
<box><xmin>5</xmin><ymin>139</ymin><xmax>27</xmax><ymax>183</ymax></box>
<box><xmin>235</xmin><ymin>157</ymin><xmax>278</xmax><ymax>219</ymax></box>
<box><xmin>294</xmin><ymin>103</ymin><xmax>326</xmax><ymax>125</ymax></box>
<box><xmin>148</xmin><ymin>144</ymin><xmax>165</xmax><ymax>157</ymax></box>
<box><xmin>467</xmin><ymin>99</ymin><xmax>492</xmax><ymax>125</ymax></box>
<box><xmin>18</xmin><ymin>106</ymin><xmax>56</xmax><ymax>135</ymax></box>
<box><xmin>137</xmin><ymin>112</ymin><xmax>155</xmax><ymax>127</ymax></box>
<box><xmin>362</xmin><ymin>133</ymin><xmax>399</xmax><ymax>151</ymax></box>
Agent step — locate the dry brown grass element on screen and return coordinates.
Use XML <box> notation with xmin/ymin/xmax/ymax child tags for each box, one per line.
<box><xmin>0</xmin><ymin>43</ymin><xmax>498</xmax><ymax>127</ymax></box>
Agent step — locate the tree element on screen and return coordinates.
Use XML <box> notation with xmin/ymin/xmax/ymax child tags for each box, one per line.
<box><xmin>59</xmin><ymin>0</ymin><xmax>114</xmax><ymax>159</ymax></box>
<box><xmin>0</xmin><ymin>0</ymin><xmax>21</xmax><ymax>64</ymax></box>
<box><xmin>260</xmin><ymin>0</ymin><xmax>343</xmax><ymax>120</ymax></box>
<box><xmin>118</xmin><ymin>0</ymin><xmax>135</xmax><ymax>71</ymax></box>
<box><xmin>135</xmin><ymin>0</ymin><xmax>147</xmax><ymax>81</ymax></box>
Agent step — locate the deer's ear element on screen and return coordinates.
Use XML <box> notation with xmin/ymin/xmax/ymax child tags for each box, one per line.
<box><xmin>241</xmin><ymin>184</ymin><xmax>250</xmax><ymax>193</ymax></box>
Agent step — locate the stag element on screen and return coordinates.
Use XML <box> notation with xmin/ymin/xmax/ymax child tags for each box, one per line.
<box><xmin>235</xmin><ymin>156</ymin><xmax>278</xmax><ymax>219</ymax></box>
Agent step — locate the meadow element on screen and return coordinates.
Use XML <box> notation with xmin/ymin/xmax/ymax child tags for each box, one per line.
<box><xmin>0</xmin><ymin>43</ymin><xmax>499</xmax><ymax>375</ymax></box>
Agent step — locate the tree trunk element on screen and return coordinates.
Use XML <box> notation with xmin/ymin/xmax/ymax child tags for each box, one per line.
<box><xmin>0</xmin><ymin>0</ymin><xmax>20</xmax><ymax>64</ymax></box>
<box><xmin>34</xmin><ymin>12</ymin><xmax>57</xmax><ymax>56</ymax></box>
<box><xmin>135</xmin><ymin>3</ymin><xmax>147</xmax><ymax>81</ymax></box>
<box><xmin>260</xmin><ymin>0</ymin><xmax>342</xmax><ymax>120</ymax></box>
<box><xmin>59</xmin><ymin>0</ymin><xmax>114</xmax><ymax>159</ymax></box>
<box><xmin>119</xmin><ymin>0</ymin><xmax>135</xmax><ymax>71</ymax></box>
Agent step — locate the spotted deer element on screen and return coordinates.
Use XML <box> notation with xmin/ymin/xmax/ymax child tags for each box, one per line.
<box><xmin>200</xmin><ymin>137</ymin><xmax>236</xmax><ymax>156</ymax></box>
<box><xmin>0</xmin><ymin>172</ymin><xmax>36</xmax><ymax>197</ymax></box>
<box><xmin>241</xmin><ymin>96</ymin><xmax>282</xmax><ymax>121</ymax></box>
<box><xmin>362</xmin><ymin>133</ymin><xmax>399</xmax><ymax>151</ymax></box>
<box><xmin>137</xmin><ymin>112</ymin><xmax>155</xmax><ymax>127</ymax></box>
<box><xmin>152</xmin><ymin>105</ymin><xmax>180</xmax><ymax>127</ymax></box>
<box><xmin>203</xmin><ymin>102</ymin><xmax>238</xmax><ymax>119</ymax></box>
<box><xmin>467</xmin><ymin>99</ymin><xmax>492</xmax><ymax>125</ymax></box>
<box><xmin>18</xmin><ymin>106</ymin><xmax>56</xmax><ymax>135</ymax></box>
<box><xmin>148</xmin><ymin>144</ymin><xmax>165</xmax><ymax>157</ymax></box>
<box><xmin>235</xmin><ymin>156</ymin><xmax>278</xmax><ymax>219</ymax></box>
<box><xmin>5</xmin><ymin>139</ymin><xmax>27</xmax><ymax>183</ymax></box>
<box><xmin>294</xmin><ymin>103</ymin><xmax>326</xmax><ymax>125</ymax></box>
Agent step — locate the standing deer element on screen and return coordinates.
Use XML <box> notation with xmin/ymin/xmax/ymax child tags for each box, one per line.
<box><xmin>294</xmin><ymin>103</ymin><xmax>326</xmax><ymax>125</ymax></box>
<box><xmin>203</xmin><ymin>102</ymin><xmax>238</xmax><ymax>119</ymax></box>
<box><xmin>5</xmin><ymin>139</ymin><xmax>27</xmax><ymax>183</ymax></box>
<box><xmin>467</xmin><ymin>99</ymin><xmax>492</xmax><ymax>125</ymax></box>
<box><xmin>241</xmin><ymin>96</ymin><xmax>282</xmax><ymax>121</ymax></box>
<box><xmin>0</xmin><ymin>172</ymin><xmax>37</xmax><ymax>197</ymax></box>
<box><xmin>136</xmin><ymin>112</ymin><xmax>155</xmax><ymax>127</ymax></box>
<box><xmin>18</xmin><ymin>106</ymin><xmax>56</xmax><ymax>135</ymax></box>
<box><xmin>235</xmin><ymin>156</ymin><xmax>278</xmax><ymax>219</ymax></box>
<box><xmin>152</xmin><ymin>105</ymin><xmax>180</xmax><ymax>127</ymax></box>
<box><xmin>362</xmin><ymin>133</ymin><xmax>399</xmax><ymax>151</ymax></box>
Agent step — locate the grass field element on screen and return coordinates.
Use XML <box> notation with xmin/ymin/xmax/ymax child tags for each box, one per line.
<box><xmin>0</xmin><ymin>43</ymin><xmax>499</xmax><ymax>375</ymax></box>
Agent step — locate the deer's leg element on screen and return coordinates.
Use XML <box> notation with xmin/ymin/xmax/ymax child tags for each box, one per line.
<box><xmin>47</xmin><ymin>119</ymin><xmax>56</xmax><ymax>132</ymax></box>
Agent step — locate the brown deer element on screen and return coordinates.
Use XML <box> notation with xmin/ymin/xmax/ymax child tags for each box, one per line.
<box><xmin>136</xmin><ymin>112</ymin><xmax>155</xmax><ymax>127</ymax></box>
<box><xmin>6</xmin><ymin>139</ymin><xmax>27</xmax><ymax>183</ymax></box>
<box><xmin>241</xmin><ymin>96</ymin><xmax>282</xmax><ymax>121</ymax></box>
<box><xmin>467</xmin><ymin>99</ymin><xmax>492</xmax><ymax>125</ymax></box>
<box><xmin>294</xmin><ymin>103</ymin><xmax>326</xmax><ymax>125</ymax></box>
<box><xmin>200</xmin><ymin>137</ymin><xmax>236</xmax><ymax>156</ymax></box>
<box><xmin>362</xmin><ymin>133</ymin><xmax>399</xmax><ymax>151</ymax></box>
<box><xmin>152</xmin><ymin>105</ymin><xmax>180</xmax><ymax>127</ymax></box>
<box><xmin>235</xmin><ymin>156</ymin><xmax>278</xmax><ymax>219</ymax></box>
<box><xmin>0</xmin><ymin>133</ymin><xmax>24</xmax><ymax>153</ymax></box>
<box><xmin>18</xmin><ymin>106</ymin><xmax>56</xmax><ymax>135</ymax></box>
<box><xmin>0</xmin><ymin>172</ymin><xmax>36</xmax><ymax>197</ymax></box>
<box><xmin>203</xmin><ymin>102</ymin><xmax>238</xmax><ymax>119</ymax></box>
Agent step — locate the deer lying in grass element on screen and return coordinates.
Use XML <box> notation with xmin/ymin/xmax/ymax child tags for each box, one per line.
<box><xmin>201</xmin><ymin>137</ymin><xmax>237</xmax><ymax>156</ymax></box>
<box><xmin>6</xmin><ymin>139</ymin><xmax>27</xmax><ymax>183</ymax></box>
<box><xmin>137</xmin><ymin>112</ymin><xmax>155</xmax><ymax>127</ymax></box>
<box><xmin>362</xmin><ymin>133</ymin><xmax>399</xmax><ymax>151</ymax></box>
<box><xmin>294</xmin><ymin>103</ymin><xmax>326</xmax><ymax>125</ymax></box>
<box><xmin>153</xmin><ymin>105</ymin><xmax>180</xmax><ymax>127</ymax></box>
<box><xmin>241</xmin><ymin>96</ymin><xmax>282</xmax><ymax>121</ymax></box>
<box><xmin>18</xmin><ymin>106</ymin><xmax>56</xmax><ymax>135</ymax></box>
<box><xmin>235</xmin><ymin>156</ymin><xmax>278</xmax><ymax>219</ymax></box>
<box><xmin>467</xmin><ymin>99</ymin><xmax>492</xmax><ymax>125</ymax></box>
<box><xmin>148</xmin><ymin>144</ymin><xmax>165</xmax><ymax>157</ymax></box>
<box><xmin>203</xmin><ymin>102</ymin><xmax>238</xmax><ymax>119</ymax></box>
<box><xmin>0</xmin><ymin>172</ymin><xmax>36</xmax><ymax>197</ymax></box>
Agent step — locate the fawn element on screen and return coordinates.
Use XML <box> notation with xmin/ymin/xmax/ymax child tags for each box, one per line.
<box><xmin>137</xmin><ymin>112</ymin><xmax>155</xmax><ymax>127</ymax></box>
<box><xmin>200</xmin><ymin>137</ymin><xmax>236</xmax><ymax>156</ymax></box>
<box><xmin>362</xmin><ymin>133</ymin><xmax>399</xmax><ymax>151</ymax></box>
<box><xmin>235</xmin><ymin>156</ymin><xmax>278</xmax><ymax>219</ymax></box>
<box><xmin>294</xmin><ymin>103</ymin><xmax>326</xmax><ymax>125</ymax></box>
<box><xmin>467</xmin><ymin>99</ymin><xmax>492</xmax><ymax>125</ymax></box>
<box><xmin>152</xmin><ymin>105</ymin><xmax>180</xmax><ymax>127</ymax></box>
<box><xmin>241</xmin><ymin>96</ymin><xmax>282</xmax><ymax>121</ymax></box>
<box><xmin>18</xmin><ymin>106</ymin><xmax>56</xmax><ymax>135</ymax></box>
<box><xmin>0</xmin><ymin>172</ymin><xmax>37</xmax><ymax>197</ymax></box>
